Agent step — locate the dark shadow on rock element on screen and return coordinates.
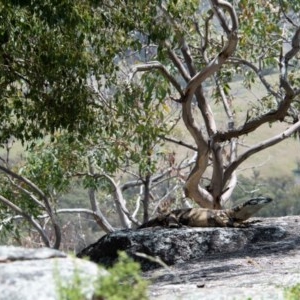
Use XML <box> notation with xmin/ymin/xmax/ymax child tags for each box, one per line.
<box><xmin>76</xmin><ymin>216</ymin><xmax>300</xmax><ymax>271</ymax></box>
<box><xmin>77</xmin><ymin>229</ymin><xmax>133</xmax><ymax>267</ymax></box>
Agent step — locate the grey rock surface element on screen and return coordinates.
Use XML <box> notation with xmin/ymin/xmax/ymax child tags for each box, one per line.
<box><xmin>0</xmin><ymin>246</ymin><xmax>107</xmax><ymax>300</ymax></box>
<box><xmin>78</xmin><ymin>216</ymin><xmax>300</xmax><ymax>299</ymax></box>
<box><xmin>144</xmin><ymin>216</ymin><xmax>300</xmax><ymax>300</ymax></box>
<box><xmin>2</xmin><ymin>216</ymin><xmax>299</xmax><ymax>300</ymax></box>
<box><xmin>77</xmin><ymin>218</ymin><xmax>287</xmax><ymax>270</ymax></box>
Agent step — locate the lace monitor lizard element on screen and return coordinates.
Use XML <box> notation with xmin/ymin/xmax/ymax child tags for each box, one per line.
<box><xmin>138</xmin><ymin>197</ymin><xmax>272</xmax><ymax>228</ymax></box>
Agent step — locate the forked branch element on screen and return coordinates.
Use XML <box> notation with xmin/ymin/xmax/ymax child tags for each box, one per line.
<box><xmin>129</xmin><ymin>61</ymin><xmax>184</xmax><ymax>96</ymax></box>
<box><xmin>224</xmin><ymin>119</ymin><xmax>300</xmax><ymax>183</ymax></box>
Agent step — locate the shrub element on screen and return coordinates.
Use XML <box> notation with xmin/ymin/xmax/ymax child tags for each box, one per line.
<box><xmin>284</xmin><ymin>283</ymin><xmax>300</xmax><ymax>300</ymax></box>
<box><xmin>56</xmin><ymin>252</ymin><xmax>148</xmax><ymax>300</ymax></box>
<box><xmin>94</xmin><ymin>252</ymin><xmax>148</xmax><ymax>300</ymax></box>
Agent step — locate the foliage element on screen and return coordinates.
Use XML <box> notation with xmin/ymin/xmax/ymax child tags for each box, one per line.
<box><xmin>20</xmin><ymin>135</ymin><xmax>86</xmax><ymax>195</ymax></box>
<box><xmin>55</xmin><ymin>263</ymin><xmax>87</xmax><ymax>300</ymax></box>
<box><xmin>0</xmin><ymin>0</ymin><xmax>162</xmax><ymax>145</ymax></box>
<box><xmin>1</xmin><ymin>1</ymin><xmax>93</xmax><ymax>142</ymax></box>
<box><xmin>89</xmin><ymin>83</ymin><xmax>172</xmax><ymax>175</ymax></box>
<box><xmin>284</xmin><ymin>283</ymin><xmax>300</xmax><ymax>300</ymax></box>
<box><xmin>94</xmin><ymin>252</ymin><xmax>148</xmax><ymax>300</ymax></box>
<box><xmin>55</xmin><ymin>252</ymin><xmax>148</xmax><ymax>300</ymax></box>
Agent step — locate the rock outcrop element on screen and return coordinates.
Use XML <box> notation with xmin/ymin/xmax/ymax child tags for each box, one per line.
<box><xmin>77</xmin><ymin>217</ymin><xmax>290</xmax><ymax>270</ymax></box>
<box><xmin>77</xmin><ymin>216</ymin><xmax>300</xmax><ymax>300</ymax></box>
<box><xmin>145</xmin><ymin>216</ymin><xmax>300</xmax><ymax>300</ymax></box>
<box><xmin>2</xmin><ymin>216</ymin><xmax>300</xmax><ymax>300</ymax></box>
<box><xmin>0</xmin><ymin>246</ymin><xmax>107</xmax><ymax>300</ymax></box>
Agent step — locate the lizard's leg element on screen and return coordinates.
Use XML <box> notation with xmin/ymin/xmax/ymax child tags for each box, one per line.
<box><xmin>167</xmin><ymin>214</ymin><xmax>182</xmax><ymax>228</ymax></box>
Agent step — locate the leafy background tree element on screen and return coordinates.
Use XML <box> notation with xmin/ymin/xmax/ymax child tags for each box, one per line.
<box><xmin>1</xmin><ymin>0</ymin><xmax>300</xmax><ymax>250</ymax></box>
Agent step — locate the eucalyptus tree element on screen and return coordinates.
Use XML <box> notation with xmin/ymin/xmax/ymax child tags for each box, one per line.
<box><xmin>0</xmin><ymin>0</ymin><xmax>135</xmax><ymax>248</ymax></box>
<box><xmin>0</xmin><ymin>0</ymin><xmax>171</xmax><ymax>248</ymax></box>
<box><xmin>113</xmin><ymin>0</ymin><xmax>300</xmax><ymax>209</ymax></box>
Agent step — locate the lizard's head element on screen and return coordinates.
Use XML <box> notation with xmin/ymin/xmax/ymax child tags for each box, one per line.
<box><xmin>232</xmin><ymin>197</ymin><xmax>273</xmax><ymax>221</ymax></box>
<box><xmin>245</xmin><ymin>197</ymin><xmax>273</xmax><ymax>206</ymax></box>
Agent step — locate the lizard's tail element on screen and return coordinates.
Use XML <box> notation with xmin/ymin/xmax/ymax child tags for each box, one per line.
<box><xmin>137</xmin><ymin>216</ymin><xmax>168</xmax><ymax>229</ymax></box>
<box><xmin>231</xmin><ymin>197</ymin><xmax>273</xmax><ymax>221</ymax></box>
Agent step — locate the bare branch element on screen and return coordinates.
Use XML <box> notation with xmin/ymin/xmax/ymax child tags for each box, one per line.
<box><xmin>121</xmin><ymin>167</ymin><xmax>172</xmax><ymax>191</ymax></box>
<box><xmin>183</xmin><ymin>0</ymin><xmax>238</xmax><ymax>102</ymax></box>
<box><xmin>102</xmin><ymin>174</ymin><xmax>140</xmax><ymax>227</ymax></box>
<box><xmin>210</xmin><ymin>0</ymin><xmax>238</xmax><ymax>35</ymax></box>
<box><xmin>161</xmin><ymin>135</ymin><xmax>197</xmax><ymax>151</ymax></box>
<box><xmin>166</xmin><ymin>42</ymin><xmax>191</xmax><ymax>82</ymax></box>
<box><xmin>149</xmin><ymin>175</ymin><xmax>174</xmax><ymax>191</ymax></box>
<box><xmin>132</xmin><ymin>185</ymin><xmax>143</xmax><ymax>219</ymax></box>
<box><xmin>142</xmin><ymin>173</ymin><xmax>151</xmax><ymax>222</ymax></box>
<box><xmin>283</xmin><ymin>27</ymin><xmax>300</xmax><ymax>64</ymax></box>
<box><xmin>216</xmin><ymin>26</ymin><xmax>300</xmax><ymax>143</ymax></box>
<box><xmin>224</xmin><ymin>119</ymin><xmax>300</xmax><ymax>183</ymax></box>
<box><xmin>0</xmin><ymin>165</ymin><xmax>47</xmax><ymax>200</ymax></box>
<box><xmin>121</xmin><ymin>178</ymin><xmax>143</xmax><ymax>191</ymax></box>
<box><xmin>88</xmin><ymin>188</ymin><xmax>115</xmax><ymax>233</ymax></box>
<box><xmin>228</xmin><ymin>57</ymin><xmax>279</xmax><ymax>98</ymax></box>
<box><xmin>159</xmin><ymin>4</ymin><xmax>193</xmax><ymax>82</ymax></box>
<box><xmin>221</xmin><ymin>171</ymin><xmax>237</xmax><ymax>205</ymax></box>
<box><xmin>0</xmin><ymin>195</ymin><xmax>50</xmax><ymax>247</ymax></box>
<box><xmin>184</xmin><ymin>149</ymin><xmax>214</xmax><ymax>208</ymax></box>
<box><xmin>181</xmin><ymin>40</ymin><xmax>197</xmax><ymax>77</ymax></box>
<box><xmin>10</xmin><ymin>208</ymin><xmax>118</xmax><ymax>234</ymax></box>
<box><xmin>195</xmin><ymin>10</ymin><xmax>214</xmax><ymax>53</ymax></box>
<box><xmin>214</xmin><ymin>90</ymin><xmax>295</xmax><ymax>142</ymax></box>
<box><xmin>8</xmin><ymin>179</ymin><xmax>46</xmax><ymax>210</ymax></box>
<box><xmin>87</xmin><ymin>156</ymin><xmax>115</xmax><ymax>233</ymax></box>
<box><xmin>280</xmin><ymin>26</ymin><xmax>300</xmax><ymax>95</ymax></box>
<box><xmin>0</xmin><ymin>164</ymin><xmax>61</xmax><ymax>249</ymax></box>
<box><xmin>40</xmin><ymin>208</ymin><xmax>110</xmax><ymax>219</ymax></box>
<box><xmin>129</xmin><ymin>61</ymin><xmax>183</xmax><ymax>96</ymax></box>
<box><xmin>150</xmin><ymin>184</ymin><xmax>180</xmax><ymax>217</ymax></box>
<box><xmin>278</xmin><ymin>0</ymin><xmax>298</xmax><ymax>27</ymax></box>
